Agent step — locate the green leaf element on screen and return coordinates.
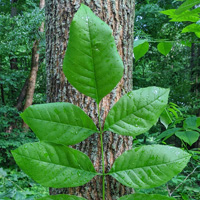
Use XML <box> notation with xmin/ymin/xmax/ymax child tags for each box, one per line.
<box><xmin>118</xmin><ymin>193</ymin><xmax>176</xmax><ymax>200</ymax></box>
<box><xmin>160</xmin><ymin>108</ymin><xmax>173</xmax><ymax>129</ymax></box>
<box><xmin>37</xmin><ymin>195</ymin><xmax>87</xmax><ymax>200</ymax></box>
<box><xmin>157</xmin><ymin>42</ymin><xmax>172</xmax><ymax>56</ymax></box>
<box><xmin>134</xmin><ymin>39</ymin><xmax>147</xmax><ymax>48</ymax></box>
<box><xmin>63</xmin><ymin>4</ymin><xmax>124</xmax><ymax>104</ymax></box>
<box><xmin>157</xmin><ymin>128</ymin><xmax>181</xmax><ymax>140</ymax></box>
<box><xmin>104</xmin><ymin>87</ymin><xmax>169</xmax><ymax>137</ymax></box>
<box><xmin>170</xmin><ymin>15</ymin><xmax>199</xmax><ymax>22</ymax></box>
<box><xmin>175</xmin><ymin>0</ymin><xmax>200</xmax><ymax>15</ymax></box>
<box><xmin>109</xmin><ymin>145</ymin><xmax>190</xmax><ymax>189</ymax></box>
<box><xmin>195</xmin><ymin>32</ymin><xmax>200</xmax><ymax>38</ymax></box>
<box><xmin>21</xmin><ymin>103</ymin><xmax>98</xmax><ymax>146</ymax></box>
<box><xmin>134</xmin><ymin>41</ymin><xmax>149</xmax><ymax>62</ymax></box>
<box><xmin>175</xmin><ymin>131</ymin><xmax>199</xmax><ymax>146</ymax></box>
<box><xmin>182</xmin><ymin>24</ymin><xmax>200</xmax><ymax>33</ymax></box>
<box><xmin>160</xmin><ymin>9</ymin><xmax>176</xmax><ymax>16</ymax></box>
<box><xmin>12</xmin><ymin>142</ymin><xmax>98</xmax><ymax>188</ymax></box>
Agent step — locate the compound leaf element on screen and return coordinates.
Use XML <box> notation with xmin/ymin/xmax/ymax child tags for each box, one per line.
<box><xmin>12</xmin><ymin>142</ymin><xmax>98</xmax><ymax>188</ymax></box>
<box><xmin>37</xmin><ymin>195</ymin><xmax>87</xmax><ymax>200</ymax></box>
<box><xmin>109</xmin><ymin>145</ymin><xmax>190</xmax><ymax>189</ymax></box>
<box><xmin>104</xmin><ymin>87</ymin><xmax>169</xmax><ymax>137</ymax></box>
<box><xmin>63</xmin><ymin>4</ymin><xmax>123</xmax><ymax>103</ymax></box>
<box><xmin>118</xmin><ymin>193</ymin><xmax>176</xmax><ymax>200</ymax></box>
<box><xmin>21</xmin><ymin>103</ymin><xmax>97</xmax><ymax>146</ymax></box>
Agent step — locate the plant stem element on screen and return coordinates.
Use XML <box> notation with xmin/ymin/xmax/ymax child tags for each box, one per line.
<box><xmin>98</xmin><ymin>104</ymin><xmax>105</xmax><ymax>200</ymax></box>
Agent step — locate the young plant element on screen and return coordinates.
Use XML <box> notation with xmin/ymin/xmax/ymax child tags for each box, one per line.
<box><xmin>12</xmin><ymin>4</ymin><xmax>191</xmax><ymax>200</ymax></box>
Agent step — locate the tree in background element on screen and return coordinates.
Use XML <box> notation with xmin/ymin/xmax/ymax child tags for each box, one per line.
<box><xmin>45</xmin><ymin>0</ymin><xmax>135</xmax><ymax>199</ymax></box>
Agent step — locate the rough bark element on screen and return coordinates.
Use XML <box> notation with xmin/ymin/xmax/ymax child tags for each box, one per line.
<box><xmin>46</xmin><ymin>0</ymin><xmax>135</xmax><ymax>199</ymax></box>
<box><xmin>22</xmin><ymin>0</ymin><xmax>45</xmax><ymax>128</ymax></box>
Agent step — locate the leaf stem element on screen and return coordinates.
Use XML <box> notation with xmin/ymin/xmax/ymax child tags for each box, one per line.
<box><xmin>98</xmin><ymin>104</ymin><xmax>105</xmax><ymax>200</ymax></box>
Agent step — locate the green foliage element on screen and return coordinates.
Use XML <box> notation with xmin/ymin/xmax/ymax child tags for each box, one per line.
<box><xmin>12</xmin><ymin>4</ymin><xmax>191</xmax><ymax>200</ymax></box>
<box><xmin>161</xmin><ymin>0</ymin><xmax>200</xmax><ymax>38</ymax></box>
<box><xmin>175</xmin><ymin>0</ymin><xmax>200</xmax><ymax>15</ymax></box>
<box><xmin>0</xmin><ymin>167</ymin><xmax>48</xmax><ymax>200</ymax></box>
<box><xmin>158</xmin><ymin>115</ymin><xmax>200</xmax><ymax>146</ymax></box>
<box><xmin>0</xmin><ymin>0</ymin><xmax>46</xmax><ymax>107</ymax></box>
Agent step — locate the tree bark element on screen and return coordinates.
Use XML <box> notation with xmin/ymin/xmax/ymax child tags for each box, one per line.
<box><xmin>15</xmin><ymin>77</ymin><xmax>29</xmax><ymax>111</ymax></box>
<box><xmin>22</xmin><ymin>0</ymin><xmax>45</xmax><ymax>128</ymax></box>
<box><xmin>46</xmin><ymin>1</ymin><xmax>135</xmax><ymax>199</ymax></box>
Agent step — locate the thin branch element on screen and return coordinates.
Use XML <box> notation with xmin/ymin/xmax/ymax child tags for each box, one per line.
<box><xmin>170</xmin><ymin>165</ymin><xmax>200</xmax><ymax>196</ymax></box>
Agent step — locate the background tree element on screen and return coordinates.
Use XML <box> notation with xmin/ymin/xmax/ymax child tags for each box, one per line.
<box><xmin>45</xmin><ymin>0</ymin><xmax>135</xmax><ymax>199</ymax></box>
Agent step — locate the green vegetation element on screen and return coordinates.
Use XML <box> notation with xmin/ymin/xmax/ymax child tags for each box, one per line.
<box><xmin>0</xmin><ymin>0</ymin><xmax>199</xmax><ymax>200</ymax></box>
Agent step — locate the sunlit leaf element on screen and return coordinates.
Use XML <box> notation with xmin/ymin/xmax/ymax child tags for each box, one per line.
<box><xmin>63</xmin><ymin>4</ymin><xmax>123</xmax><ymax>103</ymax></box>
<box><xmin>104</xmin><ymin>87</ymin><xmax>169</xmax><ymax>137</ymax></box>
<box><xmin>160</xmin><ymin>9</ymin><xmax>176</xmax><ymax>16</ymax></box>
<box><xmin>175</xmin><ymin>0</ymin><xmax>200</xmax><ymax>15</ymax></box>
<box><xmin>182</xmin><ymin>24</ymin><xmax>200</xmax><ymax>33</ymax></box>
<box><xmin>109</xmin><ymin>145</ymin><xmax>190</xmax><ymax>189</ymax></box>
<box><xmin>157</xmin><ymin>42</ymin><xmax>172</xmax><ymax>56</ymax></box>
<box><xmin>118</xmin><ymin>193</ymin><xmax>176</xmax><ymax>200</ymax></box>
<box><xmin>175</xmin><ymin>131</ymin><xmax>199</xmax><ymax>146</ymax></box>
<box><xmin>134</xmin><ymin>41</ymin><xmax>149</xmax><ymax>62</ymax></box>
<box><xmin>21</xmin><ymin>103</ymin><xmax>98</xmax><ymax>146</ymax></box>
<box><xmin>12</xmin><ymin>142</ymin><xmax>98</xmax><ymax>188</ymax></box>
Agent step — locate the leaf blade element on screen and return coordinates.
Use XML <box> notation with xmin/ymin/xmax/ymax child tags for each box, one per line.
<box><xmin>63</xmin><ymin>4</ymin><xmax>124</xmax><ymax>103</ymax></box>
<box><xmin>104</xmin><ymin>87</ymin><xmax>169</xmax><ymax>137</ymax></box>
<box><xmin>175</xmin><ymin>131</ymin><xmax>199</xmax><ymax>146</ymax></box>
<box><xmin>157</xmin><ymin>42</ymin><xmax>172</xmax><ymax>56</ymax></box>
<box><xmin>12</xmin><ymin>142</ymin><xmax>98</xmax><ymax>188</ymax></box>
<box><xmin>21</xmin><ymin>102</ymin><xmax>97</xmax><ymax>146</ymax></box>
<box><xmin>109</xmin><ymin>145</ymin><xmax>190</xmax><ymax>189</ymax></box>
<box><xmin>134</xmin><ymin>41</ymin><xmax>149</xmax><ymax>61</ymax></box>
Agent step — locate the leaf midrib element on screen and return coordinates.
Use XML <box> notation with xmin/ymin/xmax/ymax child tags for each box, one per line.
<box><xmin>84</xmin><ymin>7</ymin><xmax>99</xmax><ymax>103</ymax></box>
<box><xmin>108</xmin><ymin>156</ymin><xmax>189</xmax><ymax>174</ymax></box>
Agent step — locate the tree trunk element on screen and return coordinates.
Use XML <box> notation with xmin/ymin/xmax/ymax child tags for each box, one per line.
<box><xmin>0</xmin><ymin>84</ymin><xmax>5</xmax><ymax>104</ymax></box>
<box><xmin>46</xmin><ymin>1</ymin><xmax>135</xmax><ymax>199</ymax></box>
<box><xmin>23</xmin><ymin>0</ymin><xmax>45</xmax><ymax>128</ymax></box>
<box><xmin>15</xmin><ymin>77</ymin><xmax>29</xmax><ymax>111</ymax></box>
